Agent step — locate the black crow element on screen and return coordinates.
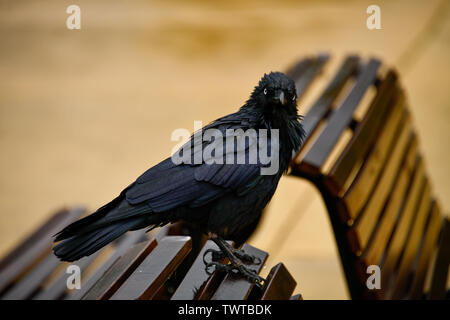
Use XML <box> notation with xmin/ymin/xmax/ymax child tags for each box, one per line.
<box><xmin>53</xmin><ymin>72</ymin><xmax>305</xmax><ymax>283</ymax></box>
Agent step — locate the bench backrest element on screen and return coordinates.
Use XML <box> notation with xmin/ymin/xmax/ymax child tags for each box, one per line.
<box><xmin>288</xmin><ymin>54</ymin><xmax>449</xmax><ymax>299</ymax></box>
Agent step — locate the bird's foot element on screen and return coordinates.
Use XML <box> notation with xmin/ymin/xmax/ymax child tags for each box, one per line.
<box><xmin>203</xmin><ymin>247</ymin><xmax>261</xmax><ymax>265</ymax></box>
<box><xmin>203</xmin><ymin>236</ymin><xmax>265</xmax><ymax>285</ymax></box>
<box><xmin>205</xmin><ymin>261</ymin><xmax>265</xmax><ymax>285</ymax></box>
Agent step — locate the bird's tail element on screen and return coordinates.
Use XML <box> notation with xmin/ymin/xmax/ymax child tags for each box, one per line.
<box><xmin>52</xmin><ymin>191</ymin><xmax>161</xmax><ymax>262</ymax></box>
<box><xmin>53</xmin><ymin>217</ymin><xmax>146</xmax><ymax>262</ymax></box>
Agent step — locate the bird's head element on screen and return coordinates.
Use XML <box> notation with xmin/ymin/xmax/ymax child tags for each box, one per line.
<box><xmin>248</xmin><ymin>72</ymin><xmax>298</xmax><ymax>117</ymax></box>
<box><xmin>245</xmin><ymin>71</ymin><xmax>305</xmax><ymax>155</ymax></box>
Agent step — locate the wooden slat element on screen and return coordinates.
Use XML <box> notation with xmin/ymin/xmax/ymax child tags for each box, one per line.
<box><xmin>2</xmin><ymin>252</ymin><xmax>61</xmax><ymax>300</ymax></box>
<box><xmin>0</xmin><ymin>211</ymin><xmax>61</xmax><ymax>272</ymax></box>
<box><xmin>286</xmin><ymin>54</ymin><xmax>329</xmax><ymax>100</ymax></box>
<box><xmin>67</xmin><ymin>230</ymin><xmax>147</xmax><ymax>300</ymax></box>
<box><xmin>327</xmin><ymin>70</ymin><xmax>399</xmax><ymax>195</ymax></box>
<box><xmin>33</xmin><ymin>251</ymin><xmax>102</xmax><ymax>300</ymax></box>
<box><xmin>300</xmin><ymin>55</ymin><xmax>360</xmax><ymax>140</ymax></box>
<box><xmin>345</xmin><ymin>123</ymin><xmax>414</xmax><ymax>254</ymax></box>
<box><xmin>389</xmin><ymin>179</ymin><xmax>432</xmax><ymax>299</ymax></box>
<box><xmin>83</xmin><ymin>238</ymin><xmax>157</xmax><ymax>300</ymax></box>
<box><xmin>342</xmin><ymin>102</ymin><xmax>409</xmax><ymax>224</ymax></box>
<box><xmin>260</xmin><ymin>263</ymin><xmax>296</xmax><ymax>300</ymax></box>
<box><xmin>299</xmin><ymin>58</ymin><xmax>381</xmax><ymax>175</ymax></box>
<box><xmin>428</xmin><ymin>217</ymin><xmax>450</xmax><ymax>299</ymax></box>
<box><xmin>380</xmin><ymin>157</ymin><xmax>425</xmax><ymax>292</ymax></box>
<box><xmin>408</xmin><ymin>201</ymin><xmax>443</xmax><ymax>299</ymax></box>
<box><xmin>294</xmin><ymin>54</ymin><xmax>329</xmax><ymax>98</ymax></box>
<box><xmin>110</xmin><ymin>236</ymin><xmax>191</xmax><ymax>300</ymax></box>
<box><xmin>0</xmin><ymin>207</ymin><xmax>83</xmax><ymax>271</ymax></box>
<box><xmin>0</xmin><ymin>207</ymin><xmax>86</xmax><ymax>295</ymax></box>
<box><xmin>16</xmin><ymin>232</ymin><xmax>146</xmax><ymax>300</ymax></box>
<box><xmin>285</xmin><ymin>57</ymin><xmax>314</xmax><ymax>83</ymax></box>
<box><xmin>361</xmin><ymin>138</ymin><xmax>418</xmax><ymax>266</ymax></box>
<box><xmin>171</xmin><ymin>240</ymin><xmax>230</xmax><ymax>300</ymax></box>
<box><xmin>211</xmin><ymin>244</ymin><xmax>268</xmax><ymax>300</ymax></box>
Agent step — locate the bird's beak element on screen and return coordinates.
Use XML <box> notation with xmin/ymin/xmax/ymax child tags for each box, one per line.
<box><xmin>278</xmin><ymin>91</ymin><xmax>287</xmax><ymax>105</ymax></box>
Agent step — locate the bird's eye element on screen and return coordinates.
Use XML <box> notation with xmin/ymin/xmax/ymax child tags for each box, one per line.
<box><xmin>292</xmin><ymin>94</ymin><xmax>297</xmax><ymax>101</ymax></box>
<box><xmin>264</xmin><ymin>88</ymin><xmax>267</xmax><ymax>95</ymax></box>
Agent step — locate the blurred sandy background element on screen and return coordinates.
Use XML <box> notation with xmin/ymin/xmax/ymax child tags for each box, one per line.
<box><xmin>0</xmin><ymin>0</ymin><xmax>449</xmax><ymax>299</ymax></box>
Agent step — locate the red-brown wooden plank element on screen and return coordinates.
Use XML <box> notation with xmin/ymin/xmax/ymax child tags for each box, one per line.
<box><xmin>33</xmin><ymin>251</ymin><xmax>102</xmax><ymax>300</ymax></box>
<box><xmin>286</xmin><ymin>54</ymin><xmax>329</xmax><ymax>101</ymax></box>
<box><xmin>389</xmin><ymin>179</ymin><xmax>432</xmax><ymax>299</ymax></box>
<box><xmin>299</xmin><ymin>59</ymin><xmax>381</xmax><ymax>175</ymax></box>
<box><xmin>260</xmin><ymin>263</ymin><xmax>296</xmax><ymax>300</ymax></box>
<box><xmin>345</xmin><ymin>125</ymin><xmax>414</xmax><ymax>254</ymax></box>
<box><xmin>110</xmin><ymin>236</ymin><xmax>191</xmax><ymax>300</ymax></box>
<box><xmin>428</xmin><ymin>217</ymin><xmax>450</xmax><ymax>299</ymax></box>
<box><xmin>83</xmin><ymin>238</ymin><xmax>157</xmax><ymax>300</ymax></box>
<box><xmin>0</xmin><ymin>207</ymin><xmax>86</xmax><ymax>295</ymax></box>
<box><xmin>334</xmin><ymin>90</ymin><xmax>404</xmax><ymax>214</ymax></box>
<box><xmin>2</xmin><ymin>252</ymin><xmax>61</xmax><ymax>300</ymax></box>
<box><xmin>327</xmin><ymin>70</ymin><xmax>399</xmax><ymax>196</ymax></box>
<box><xmin>361</xmin><ymin>138</ymin><xmax>418</xmax><ymax>266</ymax></box>
<box><xmin>342</xmin><ymin>109</ymin><xmax>410</xmax><ymax>223</ymax></box>
<box><xmin>380</xmin><ymin>158</ymin><xmax>425</xmax><ymax>293</ymax></box>
<box><xmin>66</xmin><ymin>230</ymin><xmax>147</xmax><ymax>300</ymax></box>
<box><xmin>285</xmin><ymin>57</ymin><xmax>314</xmax><ymax>83</ymax></box>
<box><xmin>294</xmin><ymin>54</ymin><xmax>329</xmax><ymax>98</ymax></box>
<box><xmin>408</xmin><ymin>201</ymin><xmax>443</xmax><ymax>299</ymax></box>
<box><xmin>299</xmin><ymin>55</ymin><xmax>360</xmax><ymax>141</ymax></box>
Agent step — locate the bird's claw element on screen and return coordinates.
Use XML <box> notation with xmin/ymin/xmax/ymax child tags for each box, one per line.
<box><xmin>205</xmin><ymin>261</ymin><xmax>265</xmax><ymax>286</ymax></box>
<box><xmin>203</xmin><ymin>247</ymin><xmax>261</xmax><ymax>265</ymax></box>
<box><xmin>236</xmin><ymin>264</ymin><xmax>265</xmax><ymax>285</ymax></box>
<box><xmin>234</xmin><ymin>250</ymin><xmax>261</xmax><ymax>265</ymax></box>
<box><xmin>203</xmin><ymin>248</ymin><xmax>225</xmax><ymax>264</ymax></box>
<box><xmin>205</xmin><ymin>261</ymin><xmax>231</xmax><ymax>275</ymax></box>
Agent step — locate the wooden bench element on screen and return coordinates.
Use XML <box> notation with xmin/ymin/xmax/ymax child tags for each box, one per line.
<box><xmin>3</xmin><ymin>54</ymin><xmax>446</xmax><ymax>300</ymax></box>
<box><xmin>0</xmin><ymin>208</ymin><xmax>300</xmax><ymax>300</ymax></box>
<box><xmin>287</xmin><ymin>54</ymin><xmax>449</xmax><ymax>299</ymax></box>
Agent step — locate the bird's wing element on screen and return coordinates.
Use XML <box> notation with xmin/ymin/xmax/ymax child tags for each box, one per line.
<box><xmin>125</xmin><ymin>115</ymin><xmax>269</xmax><ymax>212</ymax></box>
